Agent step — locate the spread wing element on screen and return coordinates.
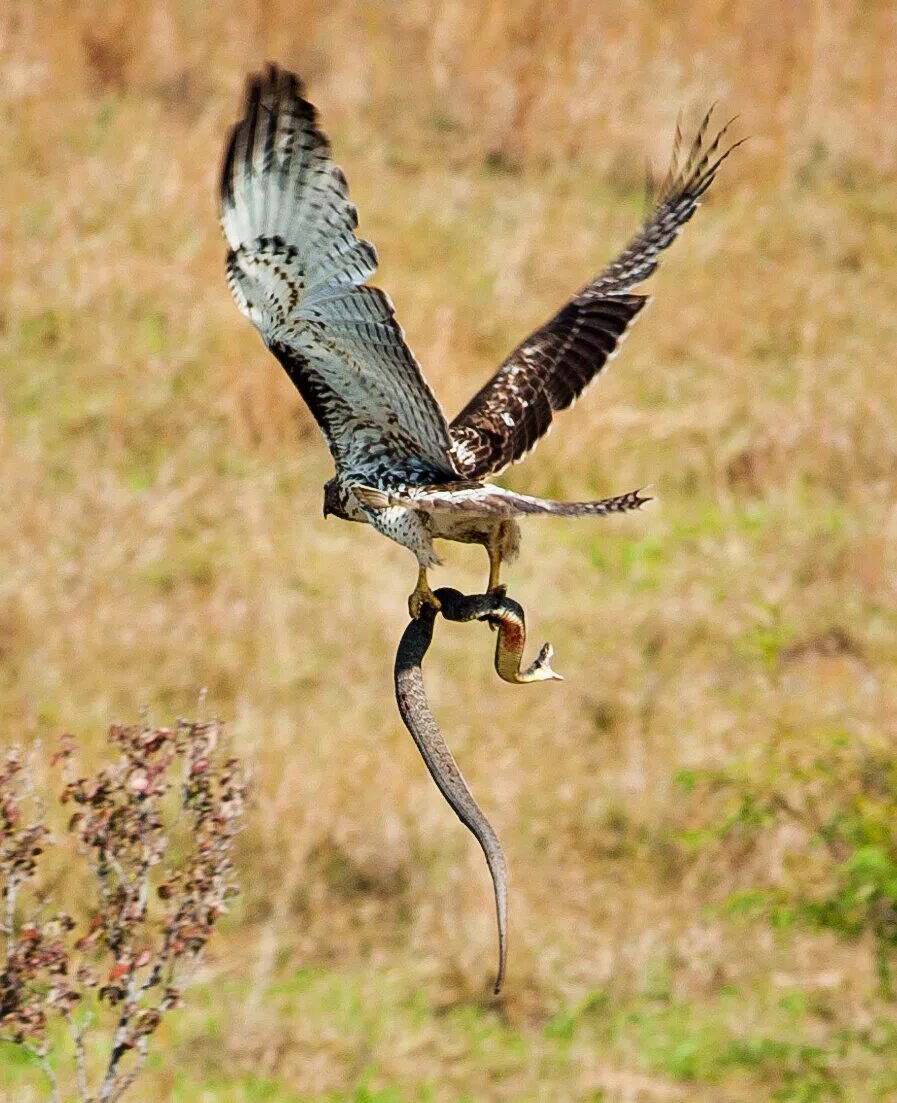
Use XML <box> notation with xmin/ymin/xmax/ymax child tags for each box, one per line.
<box><xmin>450</xmin><ymin>109</ymin><xmax>743</xmax><ymax>479</ymax></box>
<box><xmin>220</xmin><ymin>66</ymin><xmax>456</xmax><ymax>483</ymax></box>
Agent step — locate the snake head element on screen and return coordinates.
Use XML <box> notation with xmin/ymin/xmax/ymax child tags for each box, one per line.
<box><xmin>521</xmin><ymin>642</ymin><xmax>564</xmax><ymax>683</ymax></box>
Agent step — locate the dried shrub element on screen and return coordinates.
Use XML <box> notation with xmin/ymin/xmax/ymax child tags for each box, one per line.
<box><xmin>0</xmin><ymin>719</ymin><xmax>246</xmax><ymax>1102</ymax></box>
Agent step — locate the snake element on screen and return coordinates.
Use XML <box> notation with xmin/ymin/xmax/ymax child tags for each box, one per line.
<box><xmin>393</xmin><ymin>586</ymin><xmax>561</xmax><ymax>994</ymax></box>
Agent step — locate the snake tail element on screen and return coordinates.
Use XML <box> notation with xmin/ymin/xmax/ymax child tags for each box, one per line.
<box><xmin>394</xmin><ymin>598</ymin><xmax>509</xmax><ymax>994</ymax></box>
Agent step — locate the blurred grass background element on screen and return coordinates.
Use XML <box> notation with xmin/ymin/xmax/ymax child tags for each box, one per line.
<box><xmin>2</xmin><ymin>0</ymin><xmax>897</xmax><ymax>1099</ymax></box>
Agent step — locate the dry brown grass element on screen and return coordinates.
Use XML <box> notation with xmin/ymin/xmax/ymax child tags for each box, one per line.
<box><xmin>2</xmin><ymin>1</ymin><xmax>897</xmax><ymax>1099</ymax></box>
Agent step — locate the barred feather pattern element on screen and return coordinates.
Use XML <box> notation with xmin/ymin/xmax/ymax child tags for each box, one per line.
<box><xmin>221</xmin><ymin>71</ymin><xmax>738</xmax><ymax>577</ymax></box>
<box><xmin>590</xmin><ymin>106</ymin><xmax>744</xmax><ymax>295</ymax></box>
<box><xmin>450</xmin><ymin>294</ymin><xmax>647</xmax><ymax>479</ymax></box>
<box><xmin>353</xmin><ymin>482</ymin><xmax>652</xmax><ymax>519</ymax></box>
<box><xmin>450</xmin><ymin>108</ymin><xmax>742</xmax><ymax>480</ymax></box>
<box><xmin>220</xmin><ymin>65</ymin><xmax>456</xmax><ymax>482</ymax></box>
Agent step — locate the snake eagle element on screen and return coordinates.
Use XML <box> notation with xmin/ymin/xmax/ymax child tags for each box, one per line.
<box><xmin>221</xmin><ymin>66</ymin><xmax>738</xmax><ymax>616</ymax></box>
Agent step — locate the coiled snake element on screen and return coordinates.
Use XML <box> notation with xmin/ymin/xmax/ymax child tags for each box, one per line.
<box><xmin>393</xmin><ymin>587</ymin><xmax>561</xmax><ymax>994</ymax></box>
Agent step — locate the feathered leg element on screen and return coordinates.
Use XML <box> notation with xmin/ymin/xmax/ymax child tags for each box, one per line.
<box><xmin>485</xmin><ymin>519</ymin><xmax>518</xmax><ymax>593</ymax></box>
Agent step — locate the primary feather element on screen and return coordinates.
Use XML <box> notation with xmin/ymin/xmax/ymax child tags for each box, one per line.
<box><xmin>220</xmin><ymin>65</ymin><xmax>456</xmax><ymax>484</ymax></box>
<box><xmin>449</xmin><ymin>107</ymin><xmax>743</xmax><ymax>480</ymax></box>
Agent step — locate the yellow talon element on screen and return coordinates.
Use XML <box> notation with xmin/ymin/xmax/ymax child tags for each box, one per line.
<box><xmin>486</xmin><ymin>544</ymin><xmax>504</xmax><ymax>631</ymax></box>
<box><xmin>409</xmin><ymin>567</ymin><xmax>441</xmax><ymax>619</ymax></box>
<box><xmin>487</xmin><ymin>543</ymin><xmax>503</xmax><ymax>594</ymax></box>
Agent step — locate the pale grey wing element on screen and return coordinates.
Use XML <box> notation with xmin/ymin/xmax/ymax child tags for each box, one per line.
<box><xmin>353</xmin><ymin>481</ymin><xmax>650</xmax><ymax>518</ymax></box>
<box><xmin>450</xmin><ymin>109</ymin><xmax>743</xmax><ymax>480</ymax></box>
<box><xmin>220</xmin><ymin>65</ymin><xmax>456</xmax><ymax>483</ymax></box>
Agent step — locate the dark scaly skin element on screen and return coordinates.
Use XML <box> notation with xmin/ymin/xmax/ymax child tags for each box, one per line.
<box><xmin>393</xmin><ymin>587</ymin><xmax>561</xmax><ymax>994</ymax></box>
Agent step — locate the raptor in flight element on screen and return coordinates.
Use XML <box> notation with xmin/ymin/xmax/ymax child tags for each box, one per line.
<box><xmin>221</xmin><ymin>66</ymin><xmax>738</xmax><ymax>616</ymax></box>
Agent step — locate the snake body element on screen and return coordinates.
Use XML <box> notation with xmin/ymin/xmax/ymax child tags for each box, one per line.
<box><xmin>393</xmin><ymin>587</ymin><xmax>561</xmax><ymax>994</ymax></box>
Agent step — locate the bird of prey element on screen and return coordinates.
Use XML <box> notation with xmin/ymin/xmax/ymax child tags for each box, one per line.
<box><xmin>221</xmin><ymin>66</ymin><xmax>738</xmax><ymax>617</ymax></box>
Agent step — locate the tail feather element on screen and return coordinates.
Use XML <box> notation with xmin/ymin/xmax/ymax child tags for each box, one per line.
<box><xmin>503</xmin><ymin>486</ymin><xmax>652</xmax><ymax>517</ymax></box>
<box><xmin>353</xmin><ymin>482</ymin><xmax>652</xmax><ymax>518</ymax></box>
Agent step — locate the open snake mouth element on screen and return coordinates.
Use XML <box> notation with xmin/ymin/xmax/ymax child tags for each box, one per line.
<box><xmin>393</xmin><ymin>587</ymin><xmax>562</xmax><ymax>994</ymax></box>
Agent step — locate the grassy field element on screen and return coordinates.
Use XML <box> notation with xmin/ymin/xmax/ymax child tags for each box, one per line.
<box><xmin>3</xmin><ymin>1</ymin><xmax>897</xmax><ymax>1099</ymax></box>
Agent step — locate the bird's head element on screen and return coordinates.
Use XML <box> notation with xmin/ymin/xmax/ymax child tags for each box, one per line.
<box><xmin>322</xmin><ymin>477</ymin><xmax>340</xmax><ymax>519</ymax></box>
<box><xmin>322</xmin><ymin>477</ymin><xmax>367</xmax><ymax>523</ymax></box>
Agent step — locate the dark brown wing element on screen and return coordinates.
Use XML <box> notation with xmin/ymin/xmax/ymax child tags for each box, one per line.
<box><xmin>450</xmin><ymin>294</ymin><xmax>646</xmax><ymax>478</ymax></box>
<box><xmin>450</xmin><ymin>108</ymin><xmax>742</xmax><ymax>479</ymax></box>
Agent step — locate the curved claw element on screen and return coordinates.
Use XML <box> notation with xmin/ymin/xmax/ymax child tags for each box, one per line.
<box><xmin>408</xmin><ymin>570</ymin><xmax>442</xmax><ymax>619</ymax></box>
<box><xmin>486</xmin><ymin>584</ymin><xmax>506</xmax><ymax>632</ymax></box>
